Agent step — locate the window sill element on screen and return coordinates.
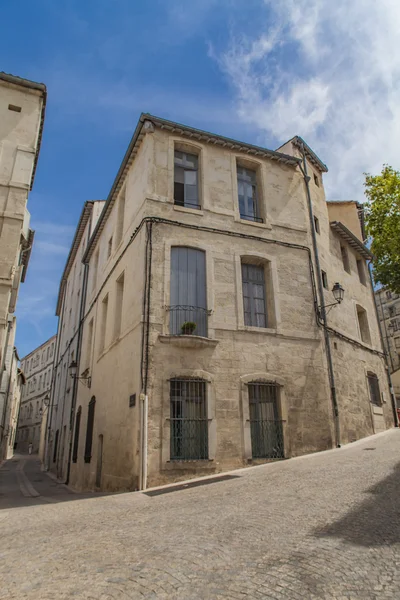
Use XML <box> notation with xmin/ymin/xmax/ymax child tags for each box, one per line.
<box><xmin>173</xmin><ymin>204</ymin><xmax>204</xmax><ymax>216</ymax></box>
<box><xmin>158</xmin><ymin>334</ymin><xmax>218</xmax><ymax>349</ymax></box>
<box><xmin>235</xmin><ymin>216</ymin><xmax>272</xmax><ymax>230</ymax></box>
<box><xmin>162</xmin><ymin>459</ymin><xmax>214</xmax><ymax>472</ymax></box>
<box><xmin>238</xmin><ymin>325</ymin><xmax>277</xmax><ymax>335</ymax></box>
<box><xmin>372</xmin><ymin>405</ymin><xmax>383</xmax><ymax>415</ymax></box>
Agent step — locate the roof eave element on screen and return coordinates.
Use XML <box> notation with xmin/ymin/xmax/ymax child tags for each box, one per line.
<box><xmin>291</xmin><ymin>136</ymin><xmax>328</xmax><ymax>173</ymax></box>
<box><xmin>330</xmin><ymin>221</ymin><xmax>373</xmax><ymax>260</ymax></box>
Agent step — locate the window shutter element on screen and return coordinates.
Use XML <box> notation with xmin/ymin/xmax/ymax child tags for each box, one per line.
<box><xmin>72</xmin><ymin>407</ymin><xmax>81</xmax><ymax>463</ymax></box>
<box><xmin>84</xmin><ymin>397</ymin><xmax>96</xmax><ymax>463</ymax></box>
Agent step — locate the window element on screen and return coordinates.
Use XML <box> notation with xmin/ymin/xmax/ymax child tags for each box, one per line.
<box><xmin>107</xmin><ymin>236</ymin><xmax>113</xmax><ymax>259</ymax></box>
<box><xmin>314</xmin><ymin>216</ymin><xmax>320</xmax><ymax>234</ymax></box>
<box><xmin>53</xmin><ymin>429</ymin><xmax>59</xmax><ymax>463</ymax></box>
<box><xmin>248</xmin><ymin>382</ymin><xmax>284</xmax><ymax>459</ymax></box>
<box><xmin>367</xmin><ymin>373</ymin><xmax>381</xmax><ymax>406</ymax></box>
<box><xmin>170</xmin><ymin>247</ymin><xmax>207</xmax><ymax>337</ymax></box>
<box><xmin>322</xmin><ymin>270</ymin><xmax>328</xmax><ymax>289</ymax></box>
<box><xmin>114</xmin><ymin>272</ymin><xmax>124</xmax><ymax>339</ymax></box>
<box><xmin>357</xmin><ymin>259</ymin><xmax>367</xmax><ymax>286</ymax></box>
<box><xmin>92</xmin><ymin>250</ymin><xmax>99</xmax><ymax>292</ymax></box>
<box><xmin>340</xmin><ymin>244</ymin><xmax>350</xmax><ymax>274</ymax></box>
<box><xmin>170</xmin><ymin>378</ymin><xmax>208</xmax><ymax>460</ymax></box>
<box><xmin>357</xmin><ymin>305</ymin><xmax>371</xmax><ymax>344</ymax></box>
<box><xmin>46</xmin><ymin>347</ymin><xmax>49</xmax><ymax>361</ymax></box>
<box><xmin>36</xmin><ymin>401</ymin><xmax>39</xmax><ymax>417</ymax></box>
<box><xmin>115</xmin><ymin>188</ymin><xmax>125</xmax><ymax>246</ymax></box>
<box><xmin>174</xmin><ymin>150</ymin><xmax>199</xmax><ymax>209</ymax></box>
<box><xmin>242</xmin><ymin>263</ymin><xmax>267</xmax><ymax>328</ymax></box>
<box><xmin>391</xmin><ymin>320</ymin><xmax>398</xmax><ymax>332</ymax></box>
<box><xmin>99</xmin><ymin>294</ymin><xmax>109</xmax><ymax>353</ymax></box>
<box><xmin>386</xmin><ymin>290</ymin><xmax>392</xmax><ymax>300</ymax></box>
<box><xmin>39</xmin><ymin>375</ymin><xmax>42</xmax><ymax>389</ymax></box>
<box><xmin>314</xmin><ymin>173</ymin><xmax>320</xmax><ymax>187</ymax></box>
<box><xmin>72</xmin><ymin>407</ymin><xmax>81</xmax><ymax>463</ymax></box>
<box><xmin>237</xmin><ymin>165</ymin><xmax>262</xmax><ymax>223</ymax></box>
<box><xmin>389</xmin><ymin>306</ymin><xmax>396</xmax><ymax>317</ymax></box>
<box><xmin>86</xmin><ymin>318</ymin><xmax>94</xmax><ymax>368</ymax></box>
<box><xmin>84</xmin><ymin>397</ymin><xmax>96</xmax><ymax>463</ymax></box>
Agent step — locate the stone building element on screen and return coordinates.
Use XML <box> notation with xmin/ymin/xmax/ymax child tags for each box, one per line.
<box><xmin>0</xmin><ymin>72</ymin><xmax>46</xmax><ymax>453</ymax></box>
<box><xmin>49</xmin><ymin>114</ymin><xmax>394</xmax><ymax>492</ymax></box>
<box><xmin>0</xmin><ymin>315</ymin><xmax>25</xmax><ymax>460</ymax></box>
<box><xmin>375</xmin><ymin>287</ymin><xmax>400</xmax><ymax>373</ymax></box>
<box><xmin>17</xmin><ymin>335</ymin><xmax>56</xmax><ymax>454</ymax></box>
<box><xmin>46</xmin><ymin>201</ymin><xmax>104</xmax><ymax>479</ymax></box>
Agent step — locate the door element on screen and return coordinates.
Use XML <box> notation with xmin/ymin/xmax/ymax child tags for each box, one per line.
<box><xmin>248</xmin><ymin>382</ymin><xmax>284</xmax><ymax>459</ymax></box>
<box><xmin>96</xmin><ymin>434</ymin><xmax>103</xmax><ymax>488</ymax></box>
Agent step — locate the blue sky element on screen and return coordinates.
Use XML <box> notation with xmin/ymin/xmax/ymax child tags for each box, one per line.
<box><xmin>2</xmin><ymin>0</ymin><xmax>399</xmax><ymax>356</ymax></box>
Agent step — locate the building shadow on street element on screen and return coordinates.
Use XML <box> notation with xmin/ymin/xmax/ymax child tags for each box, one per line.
<box><xmin>313</xmin><ymin>456</ymin><xmax>400</xmax><ymax>546</ymax></box>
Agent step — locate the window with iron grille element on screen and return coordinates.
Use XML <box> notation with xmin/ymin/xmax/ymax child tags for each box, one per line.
<box><xmin>170</xmin><ymin>378</ymin><xmax>208</xmax><ymax>460</ymax></box>
<box><xmin>72</xmin><ymin>406</ymin><xmax>81</xmax><ymax>463</ymax></box>
<box><xmin>170</xmin><ymin>247</ymin><xmax>208</xmax><ymax>337</ymax></box>
<box><xmin>242</xmin><ymin>263</ymin><xmax>267</xmax><ymax>328</ymax></box>
<box><xmin>248</xmin><ymin>382</ymin><xmax>284</xmax><ymax>459</ymax></box>
<box><xmin>367</xmin><ymin>373</ymin><xmax>381</xmax><ymax>406</ymax></box>
<box><xmin>237</xmin><ymin>165</ymin><xmax>263</xmax><ymax>223</ymax></box>
<box><xmin>174</xmin><ymin>150</ymin><xmax>199</xmax><ymax>209</ymax></box>
<box><xmin>84</xmin><ymin>397</ymin><xmax>96</xmax><ymax>463</ymax></box>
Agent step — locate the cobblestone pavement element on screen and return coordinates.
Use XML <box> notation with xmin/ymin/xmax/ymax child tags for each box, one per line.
<box><xmin>2</xmin><ymin>431</ymin><xmax>400</xmax><ymax>599</ymax></box>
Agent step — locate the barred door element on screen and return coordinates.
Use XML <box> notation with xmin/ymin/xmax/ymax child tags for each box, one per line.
<box><xmin>248</xmin><ymin>382</ymin><xmax>284</xmax><ymax>459</ymax></box>
<box><xmin>170</xmin><ymin>378</ymin><xmax>208</xmax><ymax>460</ymax></box>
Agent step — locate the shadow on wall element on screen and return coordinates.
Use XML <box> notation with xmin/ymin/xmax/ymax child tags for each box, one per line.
<box><xmin>314</xmin><ymin>455</ymin><xmax>400</xmax><ymax>547</ymax></box>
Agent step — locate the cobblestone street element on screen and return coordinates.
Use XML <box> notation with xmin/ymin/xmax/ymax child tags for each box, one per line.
<box><xmin>1</xmin><ymin>430</ymin><xmax>400</xmax><ymax>599</ymax></box>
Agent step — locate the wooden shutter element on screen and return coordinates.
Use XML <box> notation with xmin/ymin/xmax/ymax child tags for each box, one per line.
<box><xmin>84</xmin><ymin>397</ymin><xmax>96</xmax><ymax>463</ymax></box>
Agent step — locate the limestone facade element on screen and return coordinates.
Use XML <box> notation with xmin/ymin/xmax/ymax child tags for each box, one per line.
<box><xmin>375</xmin><ymin>287</ymin><xmax>400</xmax><ymax>373</ymax></box>
<box><xmin>0</xmin><ymin>72</ymin><xmax>46</xmax><ymax>453</ymax></box>
<box><xmin>17</xmin><ymin>335</ymin><xmax>56</xmax><ymax>454</ymax></box>
<box><xmin>46</xmin><ymin>201</ymin><xmax>104</xmax><ymax>479</ymax></box>
<box><xmin>49</xmin><ymin>115</ymin><xmax>394</xmax><ymax>492</ymax></box>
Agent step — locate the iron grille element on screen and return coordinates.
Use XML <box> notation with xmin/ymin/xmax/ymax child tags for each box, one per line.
<box><xmin>248</xmin><ymin>382</ymin><xmax>284</xmax><ymax>459</ymax></box>
<box><xmin>170</xmin><ymin>378</ymin><xmax>208</xmax><ymax>461</ymax></box>
<box><xmin>167</xmin><ymin>305</ymin><xmax>209</xmax><ymax>337</ymax></box>
<box><xmin>367</xmin><ymin>373</ymin><xmax>381</xmax><ymax>406</ymax></box>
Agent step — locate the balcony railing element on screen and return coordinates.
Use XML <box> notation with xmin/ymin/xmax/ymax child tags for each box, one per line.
<box><xmin>166</xmin><ymin>305</ymin><xmax>209</xmax><ymax>337</ymax></box>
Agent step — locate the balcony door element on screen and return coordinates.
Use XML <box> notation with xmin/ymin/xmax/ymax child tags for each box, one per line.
<box><xmin>170</xmin><ymin>247</ymin><xmax>207</xmax><ymax>337</ymax></box>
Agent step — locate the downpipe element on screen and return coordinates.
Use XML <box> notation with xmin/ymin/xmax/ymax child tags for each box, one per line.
<box><xmin>139</xmin><ymin>393</ymin><xmax>148</xmax><ymax>491</ymax></box>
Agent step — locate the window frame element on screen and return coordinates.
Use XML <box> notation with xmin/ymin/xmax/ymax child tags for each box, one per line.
<box><xmin>173</xmin><ymin>149</ymin><xmax>200</xmax><ymax>210</ymax></box>
<box><xmin>241</xmin><ymin>262</ymin><xmax>268</xmax><ymax>328</ymax></box>
<box><xmin>322</xmin><ymin>270</ymin><xmax>329</xmax><ymax>289</ymax></box>
<box><xmin>356</xmin><ymin>258</ymin><xmax>367</xmax><ymax>286</ymax></box>
<box><xmin>236</xmin><ymin>164</ymin><xmax>263</xmax><ymax>223</ymax></box>
<box><xmin>314</xmin><ymin>216</ymin><xmax>320</xmax><ymax>234</ymax></box>
<box><xmin>367</xmin><ymin>372</ymin><xmax>381</xmax><ymax>406</ymax></box>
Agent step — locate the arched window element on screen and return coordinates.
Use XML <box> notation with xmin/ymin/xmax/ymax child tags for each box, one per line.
<box><xmin>170</xmin><ymin>378</ymin><xmax>208</xmax><ymax>460</ymax></box>
<box><xmin>170</xmin><ymin>247</ymin><xmax>207</xmax><ymax>337</ymax></box>
<box><xmin>84</xmin><ymin>397</ymin><xmax>96</xmax><ymax>463</ymax></box>
<box><xmin>248</xmin><ymin>381</ymin><xmax>284</xmax><ymax>459</ymax></box>
<box><xmin>72</xmin><ymin>407</ymin><xmax>82</xmax><ymax>463</ymax></box>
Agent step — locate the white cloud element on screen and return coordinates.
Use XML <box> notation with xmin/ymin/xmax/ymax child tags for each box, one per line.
<box><xmin>215</xmin><ymin>0</ymin><xmax>400</xmax><ymax>200</ymax></box>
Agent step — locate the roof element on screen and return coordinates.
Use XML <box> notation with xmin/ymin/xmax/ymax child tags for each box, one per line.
<box><xmin>20</xmin><ymin>228</ymin><xmax>35</xmax><ymax>283</ymax></box>
<box><xmin>0</xmin><ymin>72</ymin><xmax>47</xmax><ymax>189</ymax></box>
<box><xmin>330</xmin><ymin>221</ymin><xmax>373</xmax><ymax>260</ymax></box>
<box><xmin>20</xmin><ymin>333</ymin><xmax>57</xmax><ymax>362</ymax></box>
<box><xmin>83</xmin><ymin>112</ymin><xmax>302</xmax><ymax>262</ymax></box>
<box><xmin>56</xmin><ymin>201</ymin><xmax>98</xmax><ymax>316</ymax></box>
<box><xmin>277</xmin><ymin>136</ymin><xmax>328</xmax><ymax>173</ymax></box>
<box><xmin>328</xmin><ymin>200</ymin><xmax>366</xmax><ymax>242</ymax></box>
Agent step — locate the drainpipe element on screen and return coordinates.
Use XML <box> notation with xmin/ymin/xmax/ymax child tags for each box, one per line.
<box><xmin>368</xmin><ymin>264</ymin><xmax>398</xmax><ymax>427</ymax></box>
<box><xmin>139</xmin><ymin>393</ymin><xmax>148</xmax><ymax>491</ymax></box>
<box><xmin>299</xmin><ymin>145</ymin><xmax>341</xmax><ymax>448</ymax></box>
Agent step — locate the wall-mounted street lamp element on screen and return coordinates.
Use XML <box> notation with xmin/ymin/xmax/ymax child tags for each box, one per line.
<box><xmin>39</xmin><ymin>393</ymin><xmax>50</xmax><ymax>417</ymax></box>
<box><xmin>319</xmin><ymin>282</ymin><xmax>345</xmax><ymax>314</ymax></box>
<box><xmin>68</xmin><ymin>360</ymin><xmax>91</xmax><ymax>388</ymax></box>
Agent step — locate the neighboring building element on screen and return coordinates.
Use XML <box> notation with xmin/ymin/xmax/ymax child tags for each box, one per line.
<box><xmin>46</xmin><ymin>201</ymin><xmax>104</xmax><ymax>479</ymax></box>
<box><xmin>0</xmin><ymin>72</ymin><xmax>46</xmax><ymax>453</ymax></box>
<box><xmin>49</xmin><ymin>114</ymin><xmax>394</xmax><ymax>493</ymax></box>
<box><xmin>391</xmin><ymin>368</ymin><xmax>400</xmax><ymax>409</ymax></box>
<box><xmin>17</xmin><ymin>335</ymin><xmax>56</xmax><ymax>454</ymax></box>
<box><xmin>375</xmin><ymin>287</ymin><xmax>400</xmax><ymax>373</ymax></box>
<box><xmin>0</xmin><ymin>315</ymin><xmax>25</xmax><ymax>460</ymax></box>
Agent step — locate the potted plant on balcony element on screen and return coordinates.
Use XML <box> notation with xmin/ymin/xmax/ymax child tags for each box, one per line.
<box><xmin>181</xmin><ymin>321</ymin><xmax>197</xmax><ymax>335</ymax></box>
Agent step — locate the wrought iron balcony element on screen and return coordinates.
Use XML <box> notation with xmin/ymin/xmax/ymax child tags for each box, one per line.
<box><xmin>166</xmin><ymin>305</ymin><xmax>210</xmax><ymax>337</ymax></box>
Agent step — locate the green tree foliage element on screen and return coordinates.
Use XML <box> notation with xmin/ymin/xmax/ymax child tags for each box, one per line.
<box><xmin>364</xmin><ymin>165</ymin><xmax>400</xmax><ymax>293</ymax></box>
